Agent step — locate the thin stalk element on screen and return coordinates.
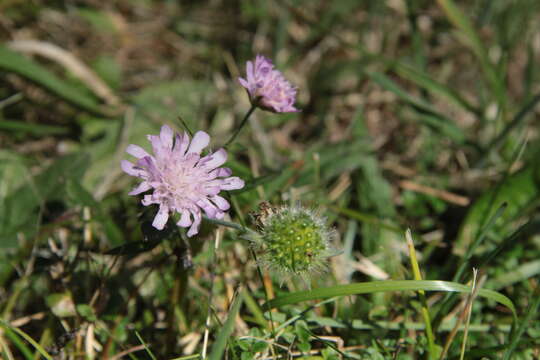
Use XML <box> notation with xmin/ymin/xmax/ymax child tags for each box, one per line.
<box><xmin>202</xmin><ymin>229</ymin><xmax>223</xmax><ymax>359</ymax></box>
<box><xmin>166</xmin><ymin>230</ymin><xmax>191</xmax><ymax>355</ymax></box>
<box><xmin>313</xmin><ymin>152</ymin><xmax>321</xmax><ymax>198</ymax></box>
<box><xmin>250</xmin><ymin>248</ymin><xmax>276</xmax><ymax>337</ymax></box>
<box><xmin>459</xmin><ymin>269</ymin><xmax>479</xmax><ymax>360</ymax></box>
<box><xmin>225</xmin><ymin>105</ymin><xmax>256</xmax><ymax>147</ymax></box>
<box><xmin>439</xmin><ymin>270</ymin><xmax>481</xmax><ymax>359</ymax></box>
<box><xmin>406</xmin><ymin>229</ymin><xmax>436</xmax><ymax>359</ymax></box>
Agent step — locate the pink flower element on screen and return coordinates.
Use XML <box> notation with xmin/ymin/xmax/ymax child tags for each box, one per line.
<box><xmin>121</xmin><ymin>125</ymin><xmax>245</xmax><ymax>237</ymax></box>
<box><xmin>238</xmin><ymin>55</ymin><xmax>299</xmax><ymax>113</ymax></box>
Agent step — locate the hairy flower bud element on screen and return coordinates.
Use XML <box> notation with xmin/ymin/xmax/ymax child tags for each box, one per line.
<box><xmin>252</xmin><ymin>204</ymin><xmax>335</xmax><ymax>280</ymax></box>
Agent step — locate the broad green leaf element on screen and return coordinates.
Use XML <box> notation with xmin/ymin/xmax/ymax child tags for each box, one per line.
<box><xmin>264</xmin><ymin>280</ymin><xmax>516</xmax><ymax>319</ymax></box>
<box><xmin>0</xmin><ymin>45</ymin><xmax>111</xmax><ymax>116</ymax></box>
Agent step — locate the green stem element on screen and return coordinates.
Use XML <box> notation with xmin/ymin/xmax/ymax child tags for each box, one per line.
<box><xmin>406</xmin><ymin>230</ymin><xmax>436</xmax><ymax>359</ymax></box>
<box><xmin>225</xmin><ymin>105</ymin><xmax>256</xmax><ymax>147</ymax></box>
<box><xmin>249</xmin><ymin>248</ymin><xmax>276</xmax><ymax>337</ymax></box>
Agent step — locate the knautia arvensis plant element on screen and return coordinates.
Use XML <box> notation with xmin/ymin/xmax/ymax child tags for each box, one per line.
<box><xmin>250</xmin><ymin>203</ymin><xmax>335</xmax><ymax>281</ymax></box>
<box><xmin>122</xmin><ymin>125</ymin><xmax>244</xmax><ymax>237</ymax></box>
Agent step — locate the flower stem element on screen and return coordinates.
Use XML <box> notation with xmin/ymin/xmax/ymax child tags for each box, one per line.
<box><xmin>225</xmin><ymin>105</ymin><xmax>256</xmax><ymax>147</ymax></box>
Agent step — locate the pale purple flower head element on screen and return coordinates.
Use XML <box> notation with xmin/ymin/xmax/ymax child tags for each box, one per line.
<box><xmin>238</xmin><ymin>55</ymin><xmax>299</xmax><ymax>113</ymax></box>
<box><xmin>121</xmin><ymin>125</ymin><xmax>245</xmax><ymax>237</ymax></box>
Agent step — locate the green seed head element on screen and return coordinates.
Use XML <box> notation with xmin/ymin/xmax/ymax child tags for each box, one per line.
<box><xmin>254</xmin><ymin>205</ymin><xmax>334</xmax><ymax>278</ymax></box>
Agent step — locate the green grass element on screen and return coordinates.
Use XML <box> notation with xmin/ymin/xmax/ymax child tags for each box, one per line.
<box><xmin>1</xmin><ymin>0</ymin><xmax>540</xmax><ymax>359</ymax></box>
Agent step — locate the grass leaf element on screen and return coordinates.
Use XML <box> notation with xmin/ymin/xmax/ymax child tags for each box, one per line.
<box><xmin>502</xmin><ymin>288</ymin><xmax>540</xmax><ymax>360</ymax></box>
<box><xmin>0</xmin><ymin>46</ymin><xmax>111</xmax><ymax>116</ymax></box>
<box><xmin>0</xmin><ymin>320</ymin><xmax>53</xmax><ymax>360</ymax></box>
<box><xmin>265</xmin><ymin>280</ymin><xmax>516</xmax><ymax>319</ymax></box>
<box><xmin>208</xmin><ymin>290</ymin><xmax>244</xmax><ymax>360</ymax></box>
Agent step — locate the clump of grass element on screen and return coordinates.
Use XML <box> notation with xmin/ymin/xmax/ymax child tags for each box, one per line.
<box><xmin>1</xmin><ymin>0</ymin><xmax>539</xmax><ymax>359</ymax></box>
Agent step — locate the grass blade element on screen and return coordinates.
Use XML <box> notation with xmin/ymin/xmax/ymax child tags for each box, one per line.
<box><xmin>478</xmin><ymin>91</ymin><xmax>540</xmax><ymax>167</ymax></box>
<box><xmin>392</xmin><ymin>62</ymin><xmax>480</xmax><ymax>116</ymax></box>
<box><xmin>436</xmin><ymin>0</ymin><xmax>506</xmax><ymax>110</ymax></box>
<box><xmin>367</xmin><ymin>71</ymin><xmax>465</xmax><ymax>144</ymax></box>
<box><xmin>264</xmin><ymin>280</ymin><xmax>516</xmax><ymax>319</ymax></box>
<box><xmin>0</xmin><ymin>45</ymin><xmax>112</xmax><ymax>117</ymax></box>
<box><xmin>0</xmin><ymin>120</ymin><xmax>69</xmax><ymax>135</ymax></box>
<box><xmin>502</xmin><ymin>287</ymin><xmax>540</xmax><ymax>360</ymax></box>
<box><xmin>134</xmin><ymin>331</ymin><xmax>157</xmax><ymax>360</ymax></box>
<box><xmin>491</xmin><ymin>259</ymin><xmax>540</xmax><ymax>290</ymax></box>
<box><xmin>406</xmin><ymin>230</ymin><xmax>436</xmax><ymax>357</ymax></box>
<box><xmin>1</xmin><ymin>327</ymin><xmax>33</xmax><ymax>360</ymax></box>
<box><xmin>0</xmin><ymin>320</ymin><xmax>53</xmax><ymax>360</ymax></box>
<box><xmin>208</xmin><ymin>289</ymin><xmax>244</xmax><ymax>360</ymax></box>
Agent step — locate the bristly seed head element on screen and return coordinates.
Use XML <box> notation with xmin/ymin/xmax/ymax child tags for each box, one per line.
<box><xmin>252</xmin><ymin>204</ymin><xmax>335</xmax><ymax>281</ymax></box>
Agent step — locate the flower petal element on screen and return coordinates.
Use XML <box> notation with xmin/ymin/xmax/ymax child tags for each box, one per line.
<box><xmin>177</xmin><ymin>209</ymin><xmax>192</xmax><ymax>227</ymax></box>
<box><xmin>187</xmin><ymin>210</ymin><xmax>202</xmax><ymax>237</ymax></box>
<box><xmin>204</xmin><ymin>148</ymin><xmax>227</xmax><ymax>170</ymax></box>
<box><xmin>215</xmin><ymin>167</ymin><xmax>232</xmax><ymax>177</ymax></box>
<box><xmin>148</xmin><ymin>135</ymin><xmax>169</xmax><ymax>160</ymax></box>
<box><xmin>238</xmin><ymin>77</ymin><xmax>249</xmax><ymax>89</ymax></box>
<box><xmin>240</xmin><ymin>55</ymin><xmax>298</xmax><ymax>113</ymax></box>
<box><xmin>197</xmin><ymin>198</ymin><xmax>219</xmax><ymax>218</ymax></box>
<box><xmin>126</xmin><ymin>144</ymin><xmax>150</xmax><ymax>159</ymax></box>
<box><xmin>204</xmin><ymin>185</ymin><xmax>221</xmax><ymax>196</ymax></box>
<box><xmin>187</xmin><ymin>131</ymin><xmax>210</xmax><ymax>154</ymax></box>
<box><xmin>246</xmin><ymin>60</ymin><xmax>254</xmax><ymax>84</ymax></box>
<box><xmin>174</xmin><ymin>132</ymin><xmax>190</xmax><ymax>157</ymax></box>
<box><xmin>137</xmin><ymin>156</ymin><xmax>160</xmax><ymax>177</ymax></box>
<box><xmin>152</xmin><ymin>206</ymin><xmax>169</xmax><ymax>230</ymax></box>
<box><xmin>121</xmin><ymin>160</ymin><xmax>144</xmax><ymax>177</ymax></box>
<box><xmin>220</xmin><ymin>176</ymin><xmax>245</xmax><ymax>190</ymax></box>
<box><xmin>159</xmin><ymin>125</ymin><xmax>174</xmax><ymax>150</ymax></box>
<box><xmin>128</xmin><ymin>181</ymin><xmax>151</xmax><ymax>195</ymax></box>
<box><xmin>210</xmin><ymin>195</ymin><xmax>230</xmax><ymax>211</ymax></box>
<box><xmin>141</xmin><ymin>194</ymin><xmax>157</xmax><ymax>206</ymax></box>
